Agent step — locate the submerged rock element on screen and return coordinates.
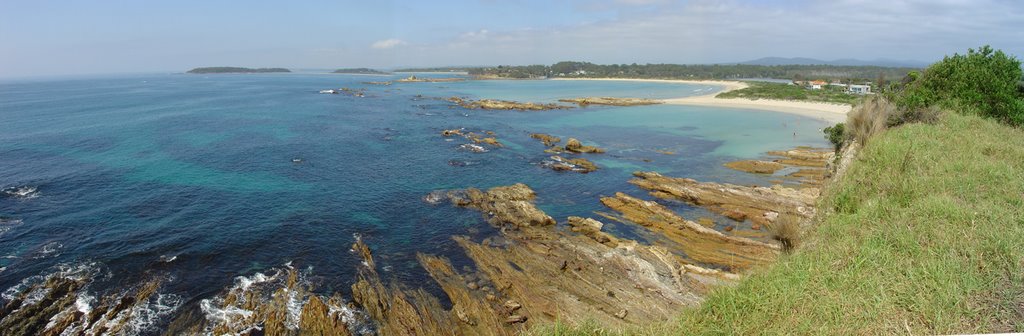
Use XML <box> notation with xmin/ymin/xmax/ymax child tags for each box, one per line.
<box><xmin>558</xmin><ymin>97</ymin><xmax>663</xmax><ymax>107</ymax></box>
<box><xmin>723</xmin><ymin>160</ymin><xmax>785</xmax><ymax>174</ymax></box>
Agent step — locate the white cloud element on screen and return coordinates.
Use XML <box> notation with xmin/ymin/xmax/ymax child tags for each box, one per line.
<box><xmin>390</xmin><ymin>0</ymin><xmax>1024</xmax><ymax>67</ymax></box>
<box><xmin>370</xmin><ymin>38</ymin><xmax>407</xmax><ymax>49</ymax></box>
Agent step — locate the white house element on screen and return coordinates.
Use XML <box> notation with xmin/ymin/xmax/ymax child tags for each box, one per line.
<box><xmin>848</xmin><ymin>84</ymin><xmax>872</xmax><ymax>94</ymax></box>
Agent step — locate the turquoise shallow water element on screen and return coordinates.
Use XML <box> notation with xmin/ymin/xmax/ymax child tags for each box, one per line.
<box><xmin>0</xmin><ymin>73</ymin><xmax>829</xmax><ymax>332</ymax></box>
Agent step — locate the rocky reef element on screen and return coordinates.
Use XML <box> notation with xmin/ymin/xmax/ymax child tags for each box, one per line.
<box><xmin>630</xmin><ymin>172</ymin><xmax>819</xmax><ymax>229</ymax></box>
<box><xmin>558</xmin><ymin>97</ymin><xmax>663</xmax><ymax>107</ymax></box>
<box><xmin>723</xmin><ymin>160</ymin><xmax>785</xmax><ymax>174</ymax></box>
<box><xmin>529</xmin><ymin>133</ymin><xmax>561</xmax><ymax>147</ymax></box>
<box><xmin>0</xmin><ymin>265</ymin><xmax>181</xmax><ymax>336</ymax></box>
<box><xmin>447</xmin><ymin>97</ymin><xmax>572</xmax><ymax>111</ymax></box>
<box><xmin>397</xmin><ymin>75</ymin><xmax>466</xmax><ymax>83</ymax></box>
<box><xmin>723</xmin><ymin>146</ymin><xmax>834</xmax><ymax>186</ymax></box>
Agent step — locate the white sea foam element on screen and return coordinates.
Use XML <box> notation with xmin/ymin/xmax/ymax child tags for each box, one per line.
<box><xmin>3</xmin><ymin>186</ymin><xmax>39</xmax><ymax>199</ymax></box>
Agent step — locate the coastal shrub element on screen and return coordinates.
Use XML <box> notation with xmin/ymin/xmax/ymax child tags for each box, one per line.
<box><xmin>898</xmin><ymin>45</ymin><xmax>1024</xmax><ymax>126</ymax></box>
<box><xmin>846</xmin><ymin>95</ymin><xmax>894</xmax><ymax>145</ymax></box>
<box><xmin>888</xmin><ymin>105</ymin><xmax>943</xmax><ymax>126</ymax></box>
<box><xmin>823</xmin><ymin>123</ymin><xmax>846</xmax><ymax>151</ymax></box>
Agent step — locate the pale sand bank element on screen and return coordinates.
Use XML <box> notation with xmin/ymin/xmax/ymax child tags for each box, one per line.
<box><xmin>551</xmin><ymin>77</ymin><xmax>850</xmax><ymax>124</ymax></box>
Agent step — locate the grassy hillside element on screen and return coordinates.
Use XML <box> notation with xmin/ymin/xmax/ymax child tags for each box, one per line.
<box><xmin>673</xmin><ymin>113</ymin><xmax>1024</xmax><ymax>334</ymax></box>
<box><xmin>533</xmin><ymin>113</ymin><xmax>1024</xmax><ymax>335</ymax></box>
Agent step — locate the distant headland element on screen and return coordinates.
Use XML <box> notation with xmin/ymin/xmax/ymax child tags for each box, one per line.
<box><xmin>331</xmin><ymin>68</ymin><xmax>389</xmax><ymax>75</ymax></box>
<box><xmin>186</xmin><ymin>67</ymin><xmax>291</xmax><ymax>74</ymax></box>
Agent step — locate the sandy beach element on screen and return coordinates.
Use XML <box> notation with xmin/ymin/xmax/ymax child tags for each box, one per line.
<box><xmin>552</xmin><ymin>78</ymin><xmax>850</xmax><ymax>124</ymax></box>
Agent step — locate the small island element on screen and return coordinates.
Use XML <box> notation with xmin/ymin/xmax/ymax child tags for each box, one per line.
<box><xmin>186</xmin><ymin>67</ymin><xmax>290</xmax><ymax>74</ymax></box>
<box><xmin>331</xmin><ymin>68</ymin><xmax>389</xmax><ymax>75</ymax></box>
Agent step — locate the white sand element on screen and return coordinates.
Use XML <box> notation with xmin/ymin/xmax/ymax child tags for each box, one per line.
<box><xmin>552</xmin><ymin>78</ymin><xmax>850</xmax><ymax>124</ymax></box>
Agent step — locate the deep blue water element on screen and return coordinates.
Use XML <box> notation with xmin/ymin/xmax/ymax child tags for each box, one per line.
<box><xmin>0</xmin><ymin>72</ymin><xmax>829</xmax><ymax>329</ymax></box>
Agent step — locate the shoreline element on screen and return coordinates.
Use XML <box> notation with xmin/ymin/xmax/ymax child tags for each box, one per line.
<box><xmin>550</xmin><ymin>77</ymin><xmax>850</xmax><ymax>124</ymax></box>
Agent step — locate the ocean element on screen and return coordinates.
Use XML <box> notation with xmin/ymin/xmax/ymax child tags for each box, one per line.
<box><xmin>0</xmin><ymin>72</ymin><xmax>829</xmax><ymax>334</ymax></box>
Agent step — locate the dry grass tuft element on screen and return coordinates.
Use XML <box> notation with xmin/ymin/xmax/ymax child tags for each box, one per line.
<box><xmin>847</xmin><ymin>95</ymin><xmax>895</xmax><ymax>145</ymax></box>
<box><xmin>768</xmin><ymin>215</ymin><xmax>801</xmax><ymax>252</ymax></box>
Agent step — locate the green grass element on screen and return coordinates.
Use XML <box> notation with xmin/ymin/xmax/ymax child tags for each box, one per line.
<box><xmin>534</xmin><ymin>113</ymin><xmax>1024</xmax><ymax>334</ymax></box>
<box><xmin>717</xmin><ymin>82</ymin><xmax>861</xmax><ymax>105</ymax></box>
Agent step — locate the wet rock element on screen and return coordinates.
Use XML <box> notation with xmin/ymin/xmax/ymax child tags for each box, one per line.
<box><xmin>530</xmin><ymin>133</ymin><xmax>561</xmax><ymax>147</ymax></box>
<box><xmin>543</xmin><ymin>155</ymin><xmax>599</xmax><ymax>173</ymax></box>
<box><xmin>723</xmin><ymin>160</ymin><xmax>785</xmax><ymax>174</ymax></box>
<box><xmin>564</xmin><ymin>138</ymin><xmax>605</xmax><ymax>153</ymax></box>
<box><xmin>458</xmin><ymin>143</ymin><xmax>488</xmax><ymax>153</ymax></box>
<box><xmin>559</xmin><ymin>97</ymin><xmax>663</xmax><ymax>106</ymax></box>
<box><xmin>442</xmin><ymin>129</ymin><xmax>463</xmax><ymax>136</ymax></box>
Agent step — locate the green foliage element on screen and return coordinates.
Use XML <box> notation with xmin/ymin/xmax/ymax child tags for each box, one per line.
<box><xmin>823</xmin><ymin>123</ymin><xmax>845</xmax><ymax>151</ymax></box>
<box><xmin>897</xmin><ymin>45</ymin><xmax>1024</xmax><ymax>126</ymax></box>
<box><xmin>186</xmin><ymin>67</ymin><xmax>290</xmax><ymax>74</ymax></box>
<box><xmin>717</xmin><ymin>82</ymin><xmax>861</xmax><ymax>105</ymax></box>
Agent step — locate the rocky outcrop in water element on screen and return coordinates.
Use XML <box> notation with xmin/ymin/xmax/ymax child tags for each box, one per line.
<box><xmin>558</xmin><ymin>97</ymin><xmax>663</xmax><ymax>107</ymax></box>
<box><xmin>447</xmin><ymin>97</ymin><xmax>572</xmax><ymax>111</ymax></box>
<box><xmin>529</xmin><ymin>133</ymin><xmax>561</xmax><ymax>147</ymax></box>
<box><xmin>563</xmin><ymin>138</ymin><xmax>605</xmax><ymax>153</ymax></box>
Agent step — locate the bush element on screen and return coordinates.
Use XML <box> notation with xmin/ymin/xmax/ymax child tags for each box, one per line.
<box><xmin>898</xmin><ymin>45</ymin><xmax>1024</xmax><ymax>126</ymax></box>
<box><xmin>847</xmin><ymin>95</ymin><xmax>894</xmax><ymax>145</ymax></box>
<box><xmin>823</xmin><ymin>123</ymin><xmax>845</xmax><ymax>151</ymax></box>
<box><xmin>888</xmin><ymin>105</ymin><xmax>944</xmax><ymax>126</ymax></box>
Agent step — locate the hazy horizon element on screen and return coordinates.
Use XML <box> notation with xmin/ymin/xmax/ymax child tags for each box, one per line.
<box><xmin>2</xmin><ymin>0</ymin><xmax>1022</xmax><ymax>78</ymax></box>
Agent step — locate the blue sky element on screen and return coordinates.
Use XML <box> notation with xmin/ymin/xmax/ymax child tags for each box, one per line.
<box><xmin>1</xmin><ymin>0</ymin><xmax>1022</xmax><ymax>77</ymax></box>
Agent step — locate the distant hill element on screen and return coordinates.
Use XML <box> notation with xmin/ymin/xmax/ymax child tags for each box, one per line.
<box><xmin>331</xmin><ymin>68</ymin><xmax>389</xmax><ymax>75</ymax></box>
<box><xmin>186</xmin><ymin>67</ymin><xmax>291</xmax><ymax>74</ymax></box>
<box><xmin>738</xmin><ymin>57</ymin><xmax>928</xmax><ymax>68</ymax></box>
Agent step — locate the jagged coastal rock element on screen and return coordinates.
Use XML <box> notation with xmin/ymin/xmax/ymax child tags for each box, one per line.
<box><xmin>558</xmin><ymin>97</ymin><xmax>663</xmax><ymax>106</ymax></box>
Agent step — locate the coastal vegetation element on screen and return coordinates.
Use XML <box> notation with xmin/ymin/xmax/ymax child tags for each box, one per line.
<box><xmin>186</xmin><ymin>67</ymin><xmax>290</xmax><ymax>74</ymax></box>
<box><xmin>462</xmin><ymin>61</ymin><xmax>916</xmax><ymax>81</ymax></box>
<box><xmin>716</xmin><ymin>81</ymin><xmax>861</xmax><ymax>105</ymax></box>
<box><xmin>331</xmin><ymin>68</ymin><xmax>389</xmax><ymax>75</ymax></box>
